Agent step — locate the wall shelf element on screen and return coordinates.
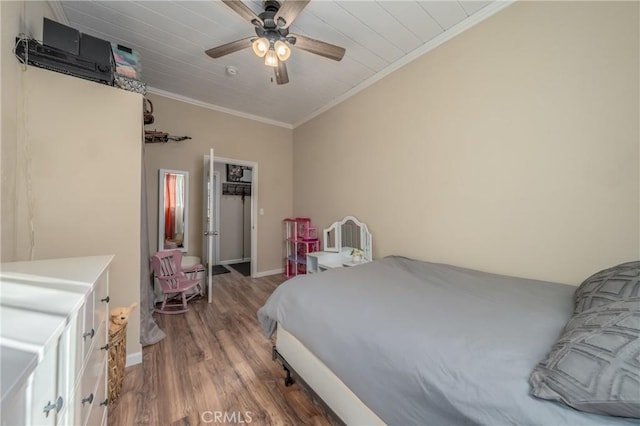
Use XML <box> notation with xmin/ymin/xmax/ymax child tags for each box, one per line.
<box><xmin>144</xmin><ymin>130</ymin><xmax>191</xmax><ymax>144</ymax></box>
<box><xmin>222</xmin><ymin>182</ymin><xmax>251</xmax><ymax>196</ymax></box>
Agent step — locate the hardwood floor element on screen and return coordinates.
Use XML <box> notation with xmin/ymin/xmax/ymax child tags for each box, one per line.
<box><xmin>108</xmin><ymin>269</ymin><xmax>330</xmax><ymax>425</ymax></box>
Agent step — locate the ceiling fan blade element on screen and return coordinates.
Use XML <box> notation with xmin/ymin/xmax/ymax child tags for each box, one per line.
<box><xmin>222</xmin><ymin>0</ymin><xmax>264</xmax><ymax>26</ymax></box>
<box><xmin>274</xmin><ymin>0</ymin><xmax>310</xmax><ymax>29</ymax></box>
<box><xmin>275</xmin><ymin>60</ymin><xmax>289</xmax><ymax>85</ymax></box>
<box><xmin>290</xmin><ymin>34</ymin><xmax>345</xmax><ymax>61</ymax></box>
<box><xmin>205</xmin><ymin>37</ymin><xmax>253</xmax><ymax>58</ymax></box>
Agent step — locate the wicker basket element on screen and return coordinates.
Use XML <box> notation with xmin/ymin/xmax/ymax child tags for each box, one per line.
<box><xmin>108</xmin><ymin>324</ymin><xmax>127</xmax><ymax>403</ymax></box>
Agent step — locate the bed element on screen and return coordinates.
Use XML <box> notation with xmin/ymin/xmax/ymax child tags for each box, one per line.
<box><xmin>257</xmin><ymin>256</ymin><xmax>639</xmax><ymax>425</ymax></box>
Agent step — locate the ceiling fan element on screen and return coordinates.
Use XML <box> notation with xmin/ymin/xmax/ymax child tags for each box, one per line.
<box><xmin>205</xmin><ymin>0</ymin><xmax>346</xmax><ymax>85</ymax></box>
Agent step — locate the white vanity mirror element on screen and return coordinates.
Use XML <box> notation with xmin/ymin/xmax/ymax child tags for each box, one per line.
<box><xmin>158</xmin><ymin>169</ymin><xmax>189</xmax><ymax>252</ymax></box>
<box><xmin>324</xmin><ymin>226</ymin><xmax>338</xmax><ymax>252</ymax></box>
<box><xmin>323</xmin><ymin>216</ymin><xmax>372</xmax><ymax>261</ymax></box>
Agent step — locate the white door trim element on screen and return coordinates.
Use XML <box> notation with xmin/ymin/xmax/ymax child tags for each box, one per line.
<box><xmin>213</xmin><ymin>170</ymin><xmax>221</xmax><ymax>265</ymax></box>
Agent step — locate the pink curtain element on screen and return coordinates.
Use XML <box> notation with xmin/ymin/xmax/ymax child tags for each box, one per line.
<box><xmin>164</xmin><ymin>174</ymin><xmax>176</xmax><ymax>240</ymax></box>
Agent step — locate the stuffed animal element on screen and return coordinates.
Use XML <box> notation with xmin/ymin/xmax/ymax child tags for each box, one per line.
<box><xmin>109</xmin><ymin>303</ymin><xmax>137</xmax><ymax>337</ymax></box>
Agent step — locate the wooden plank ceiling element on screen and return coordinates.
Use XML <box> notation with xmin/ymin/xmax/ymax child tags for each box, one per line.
<box><xmin>59</xmin><ymin>1</ymin><xmax>510</xmax><ymax>127</ymax></box>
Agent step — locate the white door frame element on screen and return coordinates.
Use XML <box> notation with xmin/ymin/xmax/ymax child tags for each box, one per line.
<box><xmin>202</xmin><ymin>167</ymin><xmax>222</xmax><ymax>265</ymax></box>
<box><xmin>204</xmin><ymin>149</ymin><xmax>216</xmax><ymax>303</ymax></box>
<box><xmin>215</xmin><ymin>156</ymin><xmax>258</xmax><ymax>278</ymax></box>
<box><xmin>212</xmin><ymin>170</ymin><xmax>221</xmax><ymax>265</ymax></box>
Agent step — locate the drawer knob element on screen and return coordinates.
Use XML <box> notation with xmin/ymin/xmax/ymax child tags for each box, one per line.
<box><xmin>43</xmin><ymin>396</ymin><xmax>63</xmax><ymax>417</ymax></box>
<box><xmin>82</xmin><ymin>393</ymin><xmax>94</xmax><ymax>406</ymax></box>
<box><xmin>100</xmin><ymin>398</ymin><xmax>108</xmax><ymax>407</ymax></box>
<box><xmin>101</xmin><ymin>295</ymin><xmax>110</xmax><ymax>303</ymax></box>
<box><xmin>82</xmin><ymin>328</ymin><xmax>95</xmax><ymax>340</ymax></box>
<box><xmin>100</xmin><ymin>343</ymin><xmax>109</xmax><ymax>351</ymax></box>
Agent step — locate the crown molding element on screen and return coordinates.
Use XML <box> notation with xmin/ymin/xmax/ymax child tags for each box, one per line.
<box><xmin>292</xmin><ymin>0</ymin><xmax>516</xmax><ymax>128</ymax></box>
<box><xmin>132</xmin><ymin>1</ymin><xmax>513</xmax><ymax>131</ymax></box>
<box><xmin>146</xmin><ymin>87</ymin><xmax>294</xmax><ymax>130</ymax></box>
<box><xmin>47</xmin><ymin>1</ymin><xmax>69</xmax><ymax>25</ymax></box>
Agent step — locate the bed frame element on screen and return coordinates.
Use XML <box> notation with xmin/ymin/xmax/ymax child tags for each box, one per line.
<box><xmin>273</xmin><ymin>326</ymin><xmax>385</xmax><ymax>425</ymax></box>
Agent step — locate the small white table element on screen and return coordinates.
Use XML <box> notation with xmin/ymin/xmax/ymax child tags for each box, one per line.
<box><xmin>306</xmin><ymin>251</ymin><xmax>370</xmax><ymax>274</ymax></box>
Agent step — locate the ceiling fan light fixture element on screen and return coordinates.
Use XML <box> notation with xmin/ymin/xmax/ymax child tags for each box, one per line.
<box><xmin>207</xmin><ymin>0</ymin><xmax>346</xmax><ymax>85</ymax></box>
<box><xmin>252</xmin><ymin>37</ymin><xmax>269</xmax><ymax>57</ymax></box>
<box><xmin>274</xmin><ymin>40</ymin><xmax>291</xmax><ymax>61</ymax></box>
<box><xmin>264</xmin><ymin>49</ymin><xmax>278</xmax><ymax>67</ymax></box>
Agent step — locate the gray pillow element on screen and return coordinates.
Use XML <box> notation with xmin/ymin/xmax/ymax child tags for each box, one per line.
<box><xmin>530</xmin><ymin>298</ymin><xmax>640</xmax><ymax>418</ymax></box>
<box><xmin>573</xmin><ymin>261</ymin><xmax>640</xmax><ymax>313</ymax></box>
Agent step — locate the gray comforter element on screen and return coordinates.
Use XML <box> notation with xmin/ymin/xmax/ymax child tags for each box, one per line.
<box><xmin>257</xmin><ymin>256</ymin><xmax>638</xmax><ymax>425</ymax></box>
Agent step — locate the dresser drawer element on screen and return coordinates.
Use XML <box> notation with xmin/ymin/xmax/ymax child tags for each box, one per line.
<box><xmin>56</xmin><ymin>313</ymin><xmax>81</xmax><ymax>412</ymax></box>
<box><xmin>28</xmin><ymin>343</ymin><xmax>59</xmax><ymax>426</ymax></box>
<box><xmin>81</xmin><ymin>289</ymin><xmax>95</xmax><ymax>365</ymax></box>
<box><xmin>82</xmin><ymin>271</ymin><xmax>109</xmax><ymax>363</ymax></box>
<box><xmin>1</xmin><ymin>373</ymin><xmax>28</xmax><ymax>426</ymax></box>
<box><xmin>94</xmin><ymin>271</ymin><xmax>109</xmax><ymax>328</ymax></box>
<box><xmin>77</xmin><ymin>322</ymin><xmax>107</xmax><ymax>426</ymax></box>
<box><xmin>73</xmin><ymin>359</ymin><xmax>106</xmax><ymax>426</ymax></box>
<box><xmin>85</xmin><ymin>361</ymin><xmax>107</xmax><ymax>426</ymax></box>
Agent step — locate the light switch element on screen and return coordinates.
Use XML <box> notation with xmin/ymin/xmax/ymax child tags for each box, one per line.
<box><xmin>259</xmin><ymin>208</ymin><xmax>264</xmax><ymax>215</ymax></box>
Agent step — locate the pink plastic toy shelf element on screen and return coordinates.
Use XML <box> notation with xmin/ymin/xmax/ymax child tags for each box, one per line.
<box><xmin>283</xmin><ymin>218</ymin><xmax>320</xmax><ymax>278</ymax></box>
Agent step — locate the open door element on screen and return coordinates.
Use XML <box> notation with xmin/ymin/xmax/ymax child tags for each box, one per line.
<box><xmin>203</xmin><ymin>148</ymin><xmax>217</xmax><ymax>303</ymax></box>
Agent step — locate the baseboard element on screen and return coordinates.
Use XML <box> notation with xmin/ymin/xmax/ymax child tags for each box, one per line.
<box><xmin>254</xmin><ymin>268</ymin><xmax>284</xmax><ymax>278</ymax></box>
<box><xmin>220</xmin><ymin>258</ymin><xmax>251</xmax><ymax>265</ymax></box>
<box><xmin>125</xmin><ymin>351</ymin><xmax>142</xmax><ymax>367</ymax></box>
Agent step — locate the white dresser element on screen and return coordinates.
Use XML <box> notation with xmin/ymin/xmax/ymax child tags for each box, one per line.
<box><xmin>0</xmin><ymin>255</ymin><xmax>112</xmax><ymax>426</ymax></box>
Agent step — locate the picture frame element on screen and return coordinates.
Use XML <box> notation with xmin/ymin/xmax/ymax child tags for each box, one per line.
<box><xmin>226</xmin><ymin>164</ymin><xmax>252</xmax><ymax>183</ymax></box>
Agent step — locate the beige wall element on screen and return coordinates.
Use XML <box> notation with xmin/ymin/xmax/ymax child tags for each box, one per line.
<box><xmin>144</xmin><ymin>94</ymin><xmax>293</xmax><ymax>274</ymax></box>
<box><xmin>1</xmin><ymin>0</ymin><xmax>54</xmax><ymax>261</ymax></box>
<box><xmin>13</xmin><ymin>67</ymin><xmax>143</xmax><ymax>356</ymax></box>
<box><xmin>2</xmin><ymin>1</ymin><xmax>142</xmax><ymax>356</ymax></box>
<box><xmin>293</xmin><ymin>1</ymin><xmax>640</xmax><ymax>285</ymax></box>
<box><xmin>0</xmin><ymin>1</ymin><xmax>141</xmax><ymax>353</ymax></box>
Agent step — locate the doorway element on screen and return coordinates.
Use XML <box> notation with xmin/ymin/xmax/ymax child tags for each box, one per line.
<box><xmin>203</xmin><ymin>155</ymin><xmax>258</xmax><ymax>279</ymax></box>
